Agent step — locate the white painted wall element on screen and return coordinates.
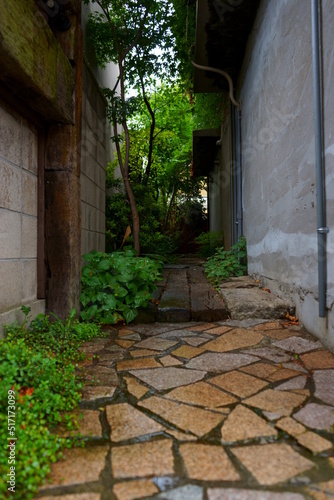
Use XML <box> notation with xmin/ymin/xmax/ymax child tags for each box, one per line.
<box><xmin>239</xmin><ymin>0</ymin><xmax>334</xmax><ymax>348</ymax></box>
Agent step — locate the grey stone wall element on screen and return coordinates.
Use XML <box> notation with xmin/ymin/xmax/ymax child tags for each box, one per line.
<box><xmin>0</xmin><ymin>102</ymin><xmax>45</xmax><ymax>331</ymax></box>
<box><xmin>80</xmin><ymin>61</ymin><xmax>110</xmax><ymax>256</ymax></box>
<box><xmin>238</xmin><ymin>0</ymin><xmax>334</xmax><ymax>348</ymax></box>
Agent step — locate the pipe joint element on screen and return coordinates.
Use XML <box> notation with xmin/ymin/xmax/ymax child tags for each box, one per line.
<box><xmin>317</xmin><ymin>227</ymin><xmax>329</xmax><ymax>234</ymax></box>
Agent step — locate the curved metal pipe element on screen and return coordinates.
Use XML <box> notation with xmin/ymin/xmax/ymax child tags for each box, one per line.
<box><xmin>191</xmin><ymin>61</ymin><xmax>240</xmax><ymax>109</ymax></box>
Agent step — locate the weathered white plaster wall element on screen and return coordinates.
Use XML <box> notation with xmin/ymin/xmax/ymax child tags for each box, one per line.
<box><xmin>0</xmin><ymin>103</ymin><xmax>45</xmax><ymax>333</ymax></box>
<box><xmin>239</xmin><ymin>0</ymin><xmax>334</xmax><ymax>348</ymax></box>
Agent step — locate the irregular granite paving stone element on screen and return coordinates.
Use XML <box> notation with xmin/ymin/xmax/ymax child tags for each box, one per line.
<box><xmin>307</xmin><ymin>480</ymin><xmax>334</xmax><ymax>500</ymax></box>
<box><xmin>272</xmin><ymin>336</ymin><xmax>323</xmax><ymax>354</ymax></box>
<box><xmin>81</xmin><ymin>386</ymin><xmax>117</xmax><ymax>403</ymax></box>
<box><xmin>208</xmin><ymin>371</ymin><xmax>268</xmax><ymax>398</ymax></box>
<box><xmin>164</xmin><ymin>428</ymin><xmax>198</xmax><ymax>441</ymax></box>
<box><xmin>179</xmin><ymin>443</ymin><xmax>240</xmax><ymax>481</ymax></box>
<box><xmin>186</xmin><ymin>322</ymin><xmax>218</xmax><ymax>331</ymax></box>
<box><xmin>185</xmin><ymin>353</ymin><xmax>260</xmax><ymax>373</ymax></box>
<box><xmin>183</xmin><ymin>336</ymin><xmax>211</xmax><ymax>346</ymax></box>
<box><xmin>157</xmin><ymin>485</ymin><xmax>204</xmax><ymax>500</ymax></box>
<box><xmin>204</xmin><ymin>325</ymin><xmax>233</xmax><ymax>335</ymax></box>
<box><xmin>275</xmin><ymin>376</ymin><xmax>307</xmax><ymax>391</ymax></box>
<box><xmin>296</xmin><ymin>431</ymin><xmax>333</xmax><ymax>454</ymax></box>
<box><xmin>113</xmin><ymin>479</ymin><xmax>159</xmax><ymax>500</ymax></box>
<box><xmin>207</xmin><ymin>489</ymin><xmax>304</xmax><ymax>500</ymax></box>
<box><xmin>221</xmin><ymin>404</ymin><xmax>277</xmax><ymax>442</ymax></box>
<box><xmin>241</xmin><ymin>347</ymin><xmax>292</xmax><ymax>364</ymax></box>
<box><xmin>128</xmin><ymin>367</ymin><xmax>206</xmax><ymax>391</ymax></box>
<box><xmin>267</xmin><ymin>368</ymin><xmax>303</xmax><ymax>383</ymax></box>
<box><xmin>240</xmin><ymin>363</ymin><xmax>301</xmax><ymax>382</ymax></box>
<box><xmin>164</xmin><ymin>381</ymin><xmax>238</xmax><ymax>408</ymax></box>
<box><xmin>111</xmin><ymin>439</ymin><xmax>174</xmax><ymax>478</ymax></box>
<box><xmin>40</xmin><ymin>446</ymin><xmax>109</xmax><ymax>489</ymax></box>
<box><xmin>231</xmin><ymin>443</ymin><xmax>314</xmax><ymax>485</ymax></box>
<box><xmin>253</xmin><ymin>321</ymin><xmax>285</xmax><ymax>331</ymax></box>
<box><xmin>84</xmin><ymin>366</ymin><xmax>119</xmax><ymax>386</ymax></box>
<box><xmin>282</xmin><ymin>362</ymin><xmax>308</xmax><ymax>373</ymax></box>
<box><xmin>314</xmin><ymin>369</ymin><xmax>334</xmax><ymax>405</ymax></box>
<box><xmin>293</xmin><ymin>403</ymin><xmax>334</xmax><ymax>431</ymax></box>
<box><xmin>262</xmin><ymin>329</ymin><xmax>300</xmax><ymax>340</ymax></box>
<box><xmin>134</xmin><ymin>337</ymin><xmax>179</xmax><ymax>351</ymax></box>
<box><xmin>160</xmin><ymin>355</ymin><xmax>184</xmax><ymax>366</ymax></box>
<box><xmin>171</xmin><ymin>345</ymin><xmax>206</xmax><ymax>359</ymax></box>
<box><xmin>106</xmin><ymin>403</ymin><xmax>164</xmax><ymax>442</ymax></box>
<box><xmin>244</xmin><ymin>389</ymin><xmax>307</xmax><ymax>416</ymax></box>
<box><xmin>130</xmin><ymin>349</ymin><xmax>160</xmax><ymax>358</ymax></box>
<box><xmin>116</xmin><ymin>357</ymin><xmax>161</xmax><ymax>371</ymax></box>
<box><xmin>300</xmin><ymin>350</ymin><xmax>334</xmax><ymax>370</ymax></box>
<box><xmin>158</xmin><ymin>329</ymin><xmax>204</xmax><ymax>338</ymax></box>
<box><xmin>275</xmin><ymin>417</ymin><xmax>307</xmax><ymax>436</ymax></box>
<box><xmin>58</xmin><ymin>410</ymin><xmax>102</xmax><ymax>438</ymax></box>
<box><xmin>138</xmin><ymin>396</ymin><xmax>226</xmax><ymax>437</ymax></box>
<box><xmin>204</xmin><ymin>328</ymin><xmax>264</xmax><ymax>353</ymax></box>
<box><xmin>124</xmin><ymin>376</ymin><xmax>150</xmax><ymax>399</ymax></box>
<box><xmin>116</xmin><ymin>340</ymin><xmax>135</xmax><ymax>348</ymax></box>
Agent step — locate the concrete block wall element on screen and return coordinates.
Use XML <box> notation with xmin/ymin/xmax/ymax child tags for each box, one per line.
<box><xmin>0</xmin><ymin>102</ymin><xmax>45</xmax><ymax>331</ymax></box>
<box><xmin>80</xmin><ymin>61</ymin><xmax>109</xmax><ymax>256</ymax></box>
<box><xmin>238</xmin><ymin>0</ymin><xmax>334</xmax><ymax>349</ymax></box>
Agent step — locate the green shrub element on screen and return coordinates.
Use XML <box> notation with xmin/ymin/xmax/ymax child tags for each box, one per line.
<box><xmin>194</xmin><ymin>231</ymin><xmax>224</xmax><ymax>257</ymax></box>
<box><xmin>204</xmin><ymin>236</ymin><xmax>247</xmax><ymax>287</ymax></box>
<box><xmin>0</xmin><ymin>311</ymin><xmax>105</xmax><ymax>499</ymax></box>
<box><xmin>80</xmin><ymin>247</ymin><xmax>163</xmax><ymax>324</ymax></box>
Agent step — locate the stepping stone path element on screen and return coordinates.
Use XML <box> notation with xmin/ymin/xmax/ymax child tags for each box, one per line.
<box><xmin>39</xmin><ymin>318</ymin><xmax>334</xmax><ymax>500</ymax></box>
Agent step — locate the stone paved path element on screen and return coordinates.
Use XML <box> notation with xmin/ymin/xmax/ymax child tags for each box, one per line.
<box><xmin>38</xmin><ymin>319</ymin><xmax>334</xmax><ymax>500</ymax></box>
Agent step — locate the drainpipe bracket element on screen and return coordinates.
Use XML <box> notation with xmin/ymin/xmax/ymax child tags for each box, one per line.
<box><xmin>317</xmin><ymin>227</ymin><xmax>329</xmax><ymax>234</ymax></box>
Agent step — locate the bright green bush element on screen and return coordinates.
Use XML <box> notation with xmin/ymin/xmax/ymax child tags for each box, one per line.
<box><xmin>80</xmin><ymin>248</ymin><xmax>163</xmax><ymax>324</ymax></box>
<box><xmin>204</xmin><ymin>236</ymin><xmax>247</xmax><ymax>287</ymax></box>
<box><xmin>0</xmin><ymin>311</ymin><xmax>105</xmax><ymax>499</ymax></box>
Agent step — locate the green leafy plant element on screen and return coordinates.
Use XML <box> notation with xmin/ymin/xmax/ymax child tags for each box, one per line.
<box><xmin>1</xmin><ymin>313</ymin><xmax>104</xmax><ymax>499</ymax></box>
<box><xmin>80</xmin><ymin>248</ymin><xmax>163</xmax><ymax>324</ymax></box>
<box><xmin>204</xmin><ymin>236</ymin><xmax>247</xmax><ymax>287</ymax></box>
<box><xmin>194</xmin><ymin>231</ymin><xmax>224</xmax><ymax>258</ymax></box>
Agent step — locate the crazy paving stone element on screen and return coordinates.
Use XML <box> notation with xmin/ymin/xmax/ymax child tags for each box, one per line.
<box><xmin>282</xmin><ymin>362</ymin><xmax>308</xmax><ymax>373</ymax></box>
<box><xmin>307</xmin><ymin>480</ymin><xmax>334</xmax><ymax>500</ymax></box>
<box><xmin>113</xmin><ymin>479</ymin><xmax>159</xmax><ymax>500</ymax></box>
<box><xmin>263</xmin><ymin>329</ymin><xmax>300</xmax><ymax>340</ymax></box>
<box><xmin>157</xmin><ymin>485</ymin><xmax>204</xmax><ymax>500</ymax></box>
<box><xmin>183</xmin><ymin>336</ymin><xmax>210</xmax><ymax>346</ymax></box>
<box><xmin>129</xmin><ymin>367</ymin><xmax>206</xmax><ymax>391</ymax></box>
<box><xmin>106</xmin><ymin>403</ymin><xmax>164</xmax><ymax>442</ymax></box>
<box><xmin>164</xmin><ymin>428</ymin><xmax>197</xmax><ymax>441</ymax></box>
<box><xmin>231</xmin><ymin>443</ymin><xmax>314</xmax><ymax>485</ymax></box>
<box><xmin>96</xmin><ymin>352</ymin><xmax>125</xmax><ymax>366</ymax></box>
<box><xmin>124</xmin><ymin>376</ymin><xmax>149</xmax><ymax>399</ymax></box>
<box><xmin>204</xmin><ymin>325</ymin><xmax>233</xmax><ymax>335</ymax></box>
<box><xmin>267</xmin><ymin>368</ymin><xmax>302</xmax><ymax>383</ymax></box>
<box><xmin>63</xmin><ymin>410</ymin><xmax>102</xmax><ymax>438</ymax></box>
<box><xmin>158</xmin><ymin>329</ymin><xmax>201</xmax><ymax>338</ymax></box>
<box><xmin>296</xmin><ymin>431</ymin><xmax>333</xmax><ymax>454</ymax></box>
<box><xmin>41</xmin><ymin>495</ymin><xmax>100</xmax><ymax>500</ymax></box>
<box><xmin>276</xmin><ymin>417</ymin><xmax>306</xmax><ymax>436</ymax></box>
<box><xmin>119</xmin><ymin>328</ymin><xmax>137</xmax><ymax>337</ymax></box>
<box><xmin>208</xmin><ymin>371</ymin><xmax>268</xmax><ymax>398</ymax></box>
<box><xmin>293</xmin><ymin>403</ymin><xmax>334</xmax><ymax>431</ymax></box>
<box><xmin>221</xmin><ymin>404</ymin><xmax>277</xmax><ymax>442</ymax></box>
<box><xmin>81</xmin><ymin>386</ymin><xmax>117</xmax><ymax>403</ymax></box>
<box><xmin>165</xmin><ymin>381</ymin><xmax>238</xmax><ymax>408</ymax></box>
<box><xmin>134</xmin><ymin>337</ymin><xmax>179</xmax><ymax>351</ymax></box>
<box><xmin>240</xmin><ymin>362</ymin><xmax>279</xmax><ymax>379</ymax></box>
<box><xmin>253</xmin><ymin>321</ymin><xmax>284</xmax><ymax>330</ymax></box>
<box><xmin>119</xmin><ymin>333</ymin><xmax>141</xmax><ymax>341</ymax></box>
<box><xmin>116</xmin><ymin>357</ymin><xmax>161</xmax><ymax>371</ymax></box>
<box><xmin>272</xmin><ymin>336</ymin><xmax>323</xmax><ymax>354</ymax></box>
<box><xmin>171</xmin><ymin>345</ymin><xmax>206</xmax><ymax>359</ymax></box>
<box><xmin>300</xmin><ymin>350</ymin><xmax>334</xmax><ymax>370</ymax></box>
<box><xmin>41</xmin><ymin>446</ymin><xmax>108</xmax><ymax>488</ymax></box>
<box><xmin>314</xmin><ymin>370</ymin><xmax>334</xmax><ymax>406</ymax></box>
<box><xmin>185</xmin><ymin>352</ymin><xmax>259</xmax><ymax>373</ymax></box>
<box><xmin>115</xmin><ymin>340</ymin><xmax>135</xmax><ymax>348</ymax></box>
<box><xmin>242</xmin><ymin>347</ymin><xmax>292</xmax><ymax>364</ymax></box>
<box><xmin>80</xmin><ymin>339</ymin><xmax>109</xmax><ymax>354</ymax></box>
<box><xmin>160</xmin><ymin>355</ymin><xmax>183</xmax><ymax>366</ymax></box>
<box><xmin>205</xmin><ymin>328</ymin><xmax>263</xmax><ymax>353</ymax></box>
<box><xmin>244</xmin><ymin>389</ymin><xmax>307</xmax><ymax>416</ymax></box>
<box><xmin>129</xmin><ymin>349</ymin><xmax>158</xmax><ymax>358</ymax></box>
<box><xmin>207</xmin><ymin>489</ymin><xmax>304</xmax><ymax>500</ymax></box>
<box><xmin>84</xmin><ymin>366</ymin><xmax>119</xmax><ymax>386</ymax></box>
<box><xmin>275</xmin><ymin>375</ymin><xmax>307</xmax><ymax>391</ymax></box>
<box><xmin>180</xmin><ymin>443</ymin><xmax>240</xmax><ymax>481</ymax></box>
<box><xmin>111</xmin><ymin>439</ymin><xmax>174</xmax><ymax>478</ymax></box>
<box><xmin>186</xmin><ymin>322</ymin><xmax>217</xmax><ymax>331</ymax></box>
<box><xmin>138</xmin><ymin>396</ymin><xmax>226</xmax><ymax>437</ymax></box>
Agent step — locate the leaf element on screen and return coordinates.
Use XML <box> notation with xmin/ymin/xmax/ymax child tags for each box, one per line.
<box><xmin>123</xmin><ymin>307</ymin><xmax>138</xmax><ymax>324</ymax></box>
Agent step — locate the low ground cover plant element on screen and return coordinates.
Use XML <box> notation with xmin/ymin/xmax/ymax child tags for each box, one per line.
<box><xmin>194</xmin><ymin>231</ymin><xmax>224</xmax><ymax>258</ymax></box>
<box><xmin>80</xmin><ymin>247</ymin><xmax>163</xmax><ymax>324</ymax></box>
<box><xmin>204</xmin><ymin>236</ymin><xmax>247</xmax><ymax>287</ymax></box>
<box><xmin>0</xmin><ymin>309</ymin><xmax>104</xmax><ymax>499</ymax></box>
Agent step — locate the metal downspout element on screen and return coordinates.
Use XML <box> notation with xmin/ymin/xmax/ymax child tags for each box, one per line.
<box><xmin>311</xmin><ymin>0</ymin><xmax>329</xmax><ymax>317</ymax></box>
<box><xmin>237</xmin><ymin>108</ymin><xmax>243</xmax><ymax>239</ymax></box>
